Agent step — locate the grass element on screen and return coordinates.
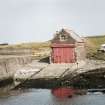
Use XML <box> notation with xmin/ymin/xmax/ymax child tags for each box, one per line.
<box><xmin>0</xmin><ymin>41</ymin><xmax>51</xmax><ymax>49</ymax></box>
<box><xmin>0</xmin><ymin>41</ymin><xmax>51</xmax><ymax>59</ymax></box>
<box><xmin>85</xmin><ymin>35</ymin><xmax>105</xmax><ymax>60</ymax></box>
<box><xmin>0</xmin><ymin>35</ymin><xmax>105</xmax><ymax>60</ymax></box>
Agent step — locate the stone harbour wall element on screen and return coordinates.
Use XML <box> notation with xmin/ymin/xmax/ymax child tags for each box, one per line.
<box><xmin>0</xmin><ymin>56</ymin><xmax>33</xmax><ymax>81</ymax></box>
<box><xmin>0</xmin><ymin>48</ymin><xmax>32</xmax><ymax>55</ymax></box>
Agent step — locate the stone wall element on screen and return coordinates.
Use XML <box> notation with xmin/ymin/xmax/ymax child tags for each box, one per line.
<box><xmin>0</xmin><ymin>56</ymin><xmax>32</xmax><ymax>80</ymax></box>
<box><xmin>75</xmin><ymin>42</ymin><xmax>86</xmax><ymax>61</ymax></box>
<box><xmin>0</xmin><ymin>48</ymin><xmax>32</xmax><ymax>55</ymax></box>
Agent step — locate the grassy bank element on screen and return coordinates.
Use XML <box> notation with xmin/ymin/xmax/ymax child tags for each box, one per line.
<box><xmin>0</xmin><ymin>35</ymin><xmax>105</xmax><ymax>60</ymax></box>
<box><xmin>0</xmin><ymin>41</ymin><xmax>51</xmax><ymax>59</ymax></box>
<box><xmin>86</xmin><ymin>35</ymin><xmax>105</xmax><ymax>60</ymax></box>
<box><xmin>0</xmin><ymin>41</ymin><xmax>51</xmax><ymax>49</ymax></box>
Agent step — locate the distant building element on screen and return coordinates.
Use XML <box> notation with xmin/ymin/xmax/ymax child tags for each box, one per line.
<box><xmin>50</xmin><ymin>29</ymin><xmax>85</xmax><ymax>63</ymax></box>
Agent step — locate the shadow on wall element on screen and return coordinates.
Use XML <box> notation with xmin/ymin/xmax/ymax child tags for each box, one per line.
<box><xmin>39</xmin><ymin>57</ymin><xmax>50</xmax><ymax>63</ymax></box>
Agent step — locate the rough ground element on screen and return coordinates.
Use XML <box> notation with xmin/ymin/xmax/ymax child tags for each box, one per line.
<box><xmin>14</xmin><ymin>59</ymin><xmax>105</xmax><ymax>85</ymax></box>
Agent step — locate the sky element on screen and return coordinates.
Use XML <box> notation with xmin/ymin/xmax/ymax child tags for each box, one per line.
<box><xmin>0</xmin><ymin>0</ymin><xmax>105</xmax><ymax>44</ymax></box>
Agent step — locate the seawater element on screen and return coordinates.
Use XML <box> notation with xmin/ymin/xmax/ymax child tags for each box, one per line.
<box><xmin>0</xmin><ymin>89</ymin><xmax>105</xmax><ymax>105</ymax></box>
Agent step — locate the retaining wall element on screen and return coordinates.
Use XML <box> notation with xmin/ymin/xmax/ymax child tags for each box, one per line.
<box><xmin>0</xmin><ymin>56</ymin><xmax>32</xmax><ymax>81</ymax></box>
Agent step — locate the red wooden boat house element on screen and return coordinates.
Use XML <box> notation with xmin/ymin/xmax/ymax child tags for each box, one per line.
<box><xmin>50</xmin><ymin>29</ymin><xmax>85</xmax><ymax>63</ymax></box>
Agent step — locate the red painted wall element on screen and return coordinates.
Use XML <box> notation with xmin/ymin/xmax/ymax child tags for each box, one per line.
<box><xmin>51</xmin><ymin>44</ymin><xmax>76</xmax><ymax>63</ymax></box>
<box><xmin>52</xmin><ymin>87</ymin><xmax>75</xmax><ymax>98</ymax></box>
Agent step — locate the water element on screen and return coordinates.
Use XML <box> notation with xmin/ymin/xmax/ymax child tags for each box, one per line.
<box><xmin>0</xmin><ymin>89</ymin><xmax>105</xmax><ymax>105</ymax></box>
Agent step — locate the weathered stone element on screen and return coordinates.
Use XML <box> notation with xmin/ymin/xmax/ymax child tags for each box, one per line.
<box><xmin>0</xmin><ymin>56</ymin><xmax>32</xmax><ymax>81</ymax></box>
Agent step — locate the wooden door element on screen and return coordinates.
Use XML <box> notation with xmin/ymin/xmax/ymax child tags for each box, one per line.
<box><xmin>52</xmin><ymin>47</ymin><xmax>76</xmax><ymax>63</ymax></box>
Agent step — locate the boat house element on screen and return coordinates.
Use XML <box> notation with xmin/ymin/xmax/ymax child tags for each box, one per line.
<box><xmin>50</xmin><ymin>29</ymin><xmax>85</xmax><ymax>63</ymax></box>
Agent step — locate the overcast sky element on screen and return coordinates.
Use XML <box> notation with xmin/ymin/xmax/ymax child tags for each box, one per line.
<box><xmin>0</xmin><ymin>0</ymin><xmax>105</xmax><ymax>44</ymax></box>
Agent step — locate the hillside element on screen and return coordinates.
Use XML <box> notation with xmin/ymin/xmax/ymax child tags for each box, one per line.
<box><xmin>0</xmin><ymin>35</ymin><xmax>105</xmax><ymax>60</ymax></box>
<box><xmin>86</xmin><ymin>35</ymin><xmax>105</xmax><ymax>60</ymax></box>
<box><xmin>0</xmin><ymin>41</ymin><xmax>51</xmax><ymax>49</ymax></box>
<box><xmin>0</xmin><ymin>41</ymin><xmax>51</xmax><ymax>59</ymax></box>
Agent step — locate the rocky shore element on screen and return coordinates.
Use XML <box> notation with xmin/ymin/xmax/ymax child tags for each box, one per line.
<box><xmin>0</xmin><ymin>55</ymin><xmax>32</xmax><ymax>87</ymax></box>
<box><xmin>0</xmin><ymin>54</ymin><xmax>105</xmax><ymax>90</ymax></box>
